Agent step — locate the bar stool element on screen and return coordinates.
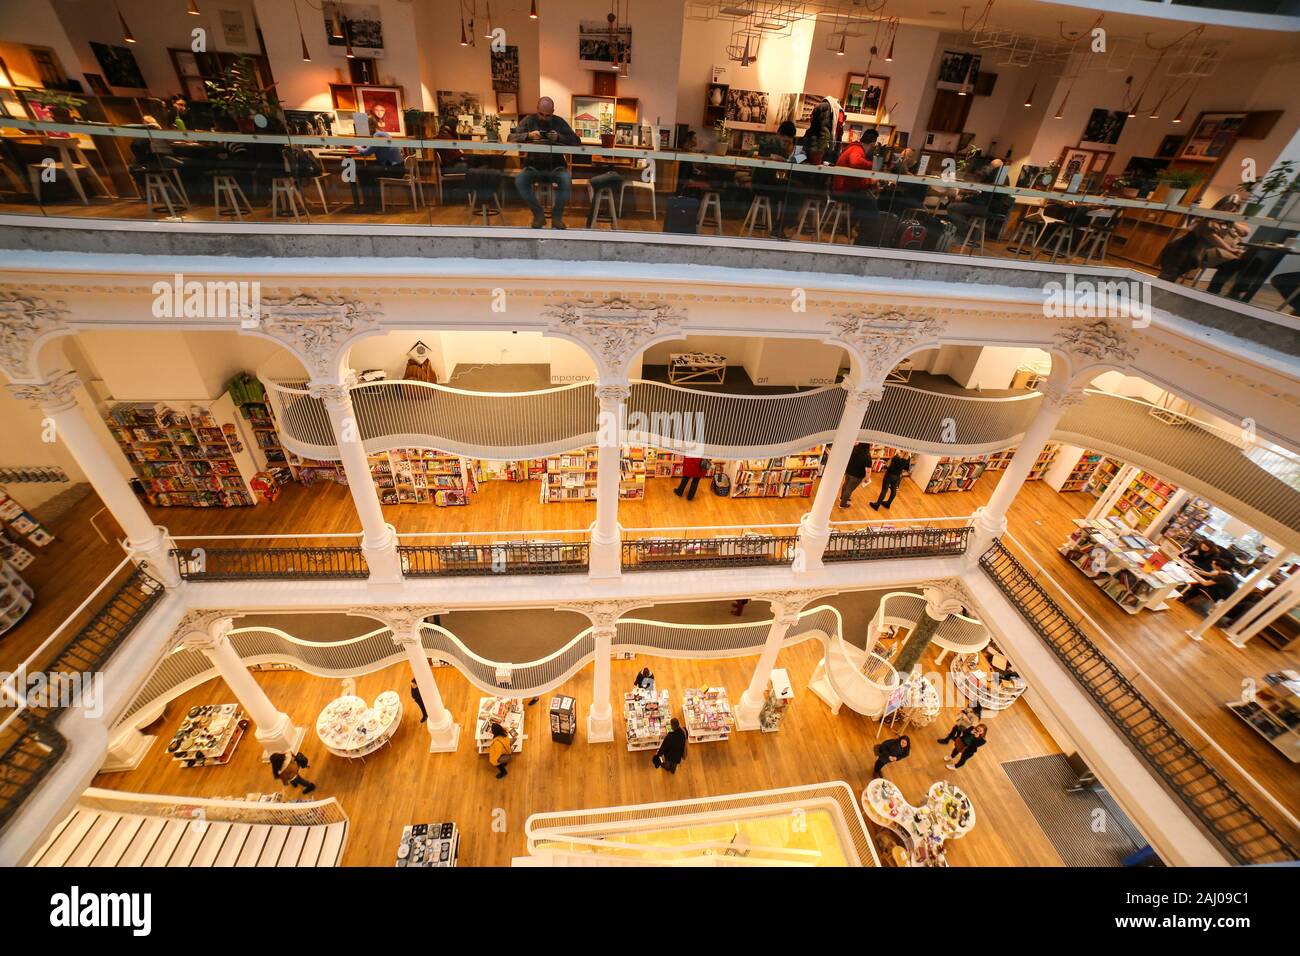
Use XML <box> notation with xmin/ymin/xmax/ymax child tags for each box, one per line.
<box><xmin>792</xmin><ymin>197</ymin><xmax>823</xmax><ymax>241</ymax></box>
<box><xmin>270</xmin><ymin>177</ymin><xmax>308</xmax><ymax>221</ymax></box>
<box><xmin>741</xmin><ymin>194</ymin><xmax>773</xmax><ymax>236</ymax></box>
<box><xmin>822</xmin><ymin>199</ymin><xmax>852</xmax><ymax>244</ymax></box>
<box><xmin>211</xmin><ymin>174</ymin><xmax>251</xmax><ymax>220</ymax></box>
<box><xmin>466</xmin><ymin>169</ymin><xmax>503</xmax><ymax>225</ymax></box>
<box><xmin>1042</xmin><ymin>222</ymin><xmax>1075</xmax><ymax>264</ymax></box>
<box><xmin>533</xmin><ymin>180</ymin><xmax>556</xmax><ymax>213</ymax></box>
<box><xmin>1073</xmin><ymin>209</ymin><xmax>1115</xmax><ymax>265</ymax></box>
<box><xmin>697</xmin><ymin>190</ymin><xmax>724</xmax><ymax>234</ymax></box>
<box><xmin>143</xmin><ymin>171</ymin><xmax>187</xmax><ymax>217</ymax></box>
<box><xmin>589</xmin><ymin>184</ymin><xmax>620</xmax><ymax>229</ymax></box>
<box><xmin>957</xmin><ymin>217</ymin><xmax>987</xmax><ymax>256</ymax></box>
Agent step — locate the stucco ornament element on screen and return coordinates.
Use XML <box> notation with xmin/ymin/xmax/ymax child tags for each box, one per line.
<box><xmin>7</xmin><ymin>368</ymin><xmax>81</xmax><ymax>411</ymax></box>
<box><xmin>349</xmin><ymin>606</ymin><xmax>447</xmax><ymax>644</ymax></box>
<box><xmin>826</xmin><ymin>311</ymin><xmax>948</xmax><ymax>383</ymax></box>
<box><xmin>543</xmin><ymin>298</ymin><xmax>686</xmax><ymax>380</ymax></box>
<box><xmin>1053</xmin><ymin>316</ymin><xmax>1136</xmax><ymax>367</ymax></box>
<box><xmin>0</xmin><ymin>289</ymin><xmax>71</xmax><ymax>381</ymax></box>
<box><xmin>172</xmin><ymin>609</ymin><xmax>237</xmax><ymax>651</ymax></box>
<box><xmin>257</xmin><ymin>293</ymin><xmax>382</xmax><ymax>380</ymax></box>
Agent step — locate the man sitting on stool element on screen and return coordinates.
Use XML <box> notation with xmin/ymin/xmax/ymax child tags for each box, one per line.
<box><xmin>509</xmin><ymin>97</ymin><xmax>582</xmax><ymax>229</ymax></box>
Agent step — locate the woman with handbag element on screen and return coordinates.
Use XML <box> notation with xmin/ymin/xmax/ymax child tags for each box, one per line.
<box><xmin>652</xmin><ymin>718</ymin><xmax>688</xmax><ymax>774</ymax></box>
<box><xmin>945</xmin><ymin>724</ymin><xmax>988</xmax><ymax>770</ymax></box>
<box><xmin>488</xmin><ymin>722</ymin><xmax>513</xmax><ymax>779</ymax></box>
<box><xmin>270</xmin><ymin>751</ymin><xmax>316</xmax><ymax>794</ymax></box>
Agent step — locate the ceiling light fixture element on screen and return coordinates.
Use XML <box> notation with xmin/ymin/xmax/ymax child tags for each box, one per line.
<box><xmin>885</xmin><ymin>31</ymin><xmax>894</xmax><ymax>62</ymax></box>
<box><xmin>837</xmin><ymin>32</ymin><xmax>846</xmax><ymax>56</ymax></box>
<box><xmin>187</xmin><ymin>0</ymin><xmax>200</xmax><ymax>15</ymax></box>
<box><xmin>1171</xmin><ymin>95</ymin><xmax>1190</xmax><ymax>123</ymax></box>
<box><xmin>1023</xmin><ymin>81</ymin><xmax>1035</xmax><ymax>108</ymax></box>
<box><xmin>529</xmin><ymin>0</ymin><xmax>538</xmax><ymax>18</ymax></box>
<box><xmin>485</xmin><ymin>1</ymin><xmax>495</xmax><ymax>39</ymax></box>
<box><xmin>117</xmin><ymin>4</ymin><xmax>136</xmax><ymax>43</ymax></box>
<box><xmin>293</xmin><ymin>0</ymin><xmax>311</xmax><ymax>61</ymax></box>
<box><xmin>1054</xmin><ymin>89</ymin><xmax>1070</xmax><ymax>119</ymax></box>
<box><xmin>460</xmin><ymin>14</ymin><xmax>469</xmax><ymax>46</ymax></box>
<box><xmin>330</xmin><ymin>4</ymin><xmax>345</xmax><ymax>39</ymax></box>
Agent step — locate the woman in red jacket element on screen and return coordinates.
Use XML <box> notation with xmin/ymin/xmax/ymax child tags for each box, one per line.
<box><xmin>674</xmin><ymin>457</ymin><xmax>707</xmax><ymax>501</ymax></box>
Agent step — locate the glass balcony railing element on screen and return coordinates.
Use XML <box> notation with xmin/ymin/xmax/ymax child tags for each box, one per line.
<box><xmin>2</xmin><ymin>117</ymin><xmax>1297</xmax><ymax>317</ymax></box>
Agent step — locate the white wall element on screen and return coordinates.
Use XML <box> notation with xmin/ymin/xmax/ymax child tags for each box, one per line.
<box><xmin>412</xmin><ymin>0</ymin><xmax>541</xmax><ymax>118</ymax></box>
<box><xmin>0</xmin><ymin>0</ymin><xmax>86</xmax><ymax>90</ymax></box>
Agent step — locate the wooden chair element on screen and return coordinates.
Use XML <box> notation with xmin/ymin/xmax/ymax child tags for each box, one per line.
<box><xmin>792</xmin><ymin>197</ymin><xmax>823</xmax><ymax>241</ymax></box>
<box><xmin>432</xmin><ymin>152</ymin><xmax>467</xmax><ymax>205</ymax></box>
<box><xmin>822</xmin><ymin>198</ymin><xmax>852</xmax><ymax>244</ymax></box>
<box><xmin>379</xmin><ymin>155</ymin><xmax>423</xmax><ymax>212</ymax></box>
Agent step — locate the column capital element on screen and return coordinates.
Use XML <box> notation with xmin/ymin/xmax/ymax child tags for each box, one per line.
<box><xmin>562</xmin><ymin>600</ymin><xmax>638</xmax><ymax>630</ymax></box>
<box><xmin>595</xmin><ymin>382</ymin><xmax>631</xmax><ymax>404</ymax></box>
<box><xmin>307</xmin><ymin>371</ymin><xmax>359</xmax><ymax>409</ymax></box>
<box><xmin>257</xmin><ymin>293</ymin><xmax>381</xmax><ymax>381</ymax></box>
<box><xmin>843</xmin><ymin>381</ymin><xmax>885</xmax><ymax>406</ymax></box>
<box><xmin>755</xmin><ymin>590</ymin><xmax>826</xmax><ymax>624</ymax></box>
<box><xmin>7</xmin><ymin>369</ymin><xmax>81</xmax><ymax>413</ymax></box>
<box><xmin>825</xmin><ymin>310</ymin><xmax>949</xmax><ymax>383</ymax></box>
<box><xmin>543</xmin><ymin>297</ymin><xmax>687</xmax><ymax>381</ymax></box>
<box><xmin>1035</xmin><ymin>379</ymin><xmax>1087</xmax><ymax>412</ymax></box>
<box><xmin>922</xmin><ymin>579</ymin><xmax>973</xmax><ymax>620</ymax></box>
<box><xmin>175</xmin><ymin>610</ymin><xmax>235</xmax><ymax>652</ymax></box>
<box><xmin>351</xmin><ymin>605</ymin><xmax>447</xmax><ymax>645</ymax></box>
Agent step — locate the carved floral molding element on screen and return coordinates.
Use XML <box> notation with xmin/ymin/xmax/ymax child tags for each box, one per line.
<box><xmin>0</xmin><ymin>289</ymin><xmax>70</xmax><ymax>381</ymax></box>
<box><xmin>543</xmin><ymin>297</ymin><xmax>686</xmax><ymax>379</ymax></box>
<box><xmin>825</xmin><ymin>311</ymin><xmax>949</xmax><ymax>383</ymax></box>
<box><xmin>257</xmin><ymin>293</ymin><xmax>382</xmax><ymax>381</ymax></box>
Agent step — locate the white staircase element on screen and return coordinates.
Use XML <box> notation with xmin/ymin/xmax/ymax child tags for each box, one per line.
<box><xmin>808</xmin><ymin>636</ymin><xmax>899</xmax><ymax>717</ymax></box>
<box><xmin>28</xmin><ymin>788</ymin><xmax>349</xmax><ymax>867</ymax></box>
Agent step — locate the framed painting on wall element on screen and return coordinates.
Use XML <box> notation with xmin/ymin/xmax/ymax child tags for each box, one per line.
<box><xmin>356</xmin><ymin>86</ymin><xmax>404</xmax><ymax>135</ymax></box>
<box><xmin>936</xmin><ymin>51</ymin><xmax>979</xmax><ymax>92</ymax></box>
<box><xmin>1079</xmin><ymin>108</ymin><xmax>1127</xmax><ymax>150</ymax></box>
<box><xmin>795</xmin><ymin>92</ymin><xmax>823</xmax><ymax>126</ymax></box>
<box><xmin>83</xmin><ymin>73</ymin><xmax>110</xmax><ymax>96</ymax></box>
<box><xmin>773</xmin><ymin>93</ymin><xmax>797</xmax><ymax>127</ymax></box>
<box><xmin>1055</xmin><ymin>146</ymin><xmax>1096</xmax><ymax>189</ymax></box>
<box><xmin>571</xmin><ymin>94</ymin><xmax>615</xmax><ymax>143</ymax></box>
<box><xmin>578</xmin><ymin>19</ymin><xmax>631</xmax><ymax>70</ymax></box>
<box><xmin>725</xmin><ymin>89</ymin><xmax>769</xmax><ymax>129</ymax></box>
<box><xmin>844</xmin><ymin>74</ymin><xmax>889</xmax><ymax>121</ymax></box>
<box><xmin>491</xmin><ymin>45</ymin><xmax>519</xmax><ymax>92</ymax></box>
<box><xmin>89</xmin><ymin>41</ymin><xmax>146</xmax><ymax>90</ymax></box>
<box><xmin>1177</xmin><ymin>111</ymin><xmax>1247</xmax><ymax>163</ymax></box>
<box><xmin>1156</xmin><ymin>133</ymin><xmax>1184</xmax><ymax>158</ymax></box>
<box><xmin>436</xmin><ymin>90</ymin><xmax>484</xmax><ymax>125</ymax></box>
<box><xmin>496</xmin><ymin>91</ymin><xmax>518</xmax><ymax>115</ymax></box>
<box><xmin>326</xmin><ymin>3</ymin><xmax>386</xmax><ymax>57</ymax></box>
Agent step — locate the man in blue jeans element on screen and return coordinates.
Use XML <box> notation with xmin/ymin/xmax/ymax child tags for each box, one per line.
<box><xmin>509</xmin><ymin>97</ymin><xmax>582</xmax><ymax>228</ymax></box>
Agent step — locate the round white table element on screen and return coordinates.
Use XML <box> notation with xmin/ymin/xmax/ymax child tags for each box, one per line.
<box><xmin>315</xmin><ymin>691</ymin><xmax>402</xmax><ymax>758</ymax></box>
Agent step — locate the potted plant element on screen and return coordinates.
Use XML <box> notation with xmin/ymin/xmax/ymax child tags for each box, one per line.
<box><xmin>1241</xmin><ymin>160</ymin><xmax>1297</xmax><ymax>216</ymax></box>
<box><xmin>28</xmin><ymin>90</ymin><xmax>86</xmax><ymax>124</ymax></box>
<box><xmin>484</xmin><ymin>112</ymin><xmax>502</xmax><ymax>143</ymax></box>
<box><xmin>1157</xmin><ymin>168</ymin><xmax>1202</xmax><ymax>206</ymax></box>
<box><xmin>599</xmin><ymin>114</ymin><xmax>615</xmax><ymax>149</ymax></box>
<box><xmin>1109</xmin><ymin>174</ymin><xmax>1140</xmax><ymax>199</ymax></box>
<box><xmin>712</xmin><ymin>118</ymin><xmax>730</xmax><ymax>155</ymax></box>
<box><xmin>205</xmin><ymin>56</ymin><xmax>276</xmax><ymax>133</ymax></box>
<box><xmin>807</xmin><ymin>133</ymin><xmax>831</xmax><ymax>166</ymax></box>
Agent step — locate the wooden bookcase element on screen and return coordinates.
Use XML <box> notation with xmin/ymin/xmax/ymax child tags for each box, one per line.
<box><xmin>724</xmin><ymin>447</ymin><xmax>825</xmax><ymax>499</ymax></box>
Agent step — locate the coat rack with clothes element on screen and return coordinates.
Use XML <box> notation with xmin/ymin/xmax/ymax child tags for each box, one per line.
<box><xmin>404</xmin><ymin>340</ymin><xmax>438</xmax><ymax>384</ymax></box>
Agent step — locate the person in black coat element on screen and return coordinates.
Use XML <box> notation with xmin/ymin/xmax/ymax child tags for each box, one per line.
<box><xmin>653</xmin><ymin>718</ymin><xmax>688</xmax><ymax>774</ymax></box>
<box><xmin>633</xmin><ymin>668</ymin><xmax>655</xmax><ymax>692</ymax></box>
<box><xmin>945</xmin><ymin>724</ymin><xmax>987</xmax><ymax>769</ymax></box>
<box><xmin>872</xmin><ymin>734</ymin><xmax>910</xmax><ymax>779</ymax></box>
<box><xmin>870</xmin><ymin>454</ymin><xmax>911</xmax><ymax>510</ymax></box>
<box><xmin>838</xmin><ymin>443</ymin><xmax>873</xmax><ymax>509</ymax></box>
<box><xmin>409</xmin><ymin>677</ymin><xmax>427</xmax><ymax>723</ymax></box>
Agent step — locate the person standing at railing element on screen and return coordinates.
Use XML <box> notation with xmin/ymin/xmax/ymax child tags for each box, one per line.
<box><xmin>944</xmin><ymin>724</ymin><xmax>987</xmax><ymax>770</ymax></box>
<box><xmin>509</xmin><ymin>97</ymin><xmax>582</xmax><ymax>229</ymax></box>
<box><xmin>838</xmin><ymin>442</ymin><xmax>873</xmax><ymax>510</ymax></box>
<box><xmin>869</xmin><ymin>454</ymin><xmax>912</xmax><ymax>511</ymax></box>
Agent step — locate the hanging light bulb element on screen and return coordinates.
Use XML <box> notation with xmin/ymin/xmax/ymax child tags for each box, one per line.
<box><xmin>1054</xmin><ymin>89</ymin><xmax>1070</xmax><ymax>119</ymax></box>
<box><xmin>187</xmin><ymin>0</ymin><xmax>200</xmax><ymax>15</ymax></box>
<box><xmin>885</xmin><ymin>32</ymin><xmax>894</xmax><ymax>62</ymax></box>
<box><xmin>484</xmin><ymin>1</ymin><xmax>495</xmax><ymax>39</ymax></box>
<box><xmin>293</xmin><ymin>0</ymin><xmax>311</xmax><ymax>62</ymax></box>
<box><xmin>460</xmin><ymin>15</ymin><xmax>469</xmax><ymax>46</ymax></box>
<box><xmin>530</xmin><ymin>0</ymin><xmax>538</xmax><ymax>18</ymax></box>
<box><xmin>330</xmin><ymin>4</ymin><xmax>345</xmax><ymax>39</ymax></box>
<box><xmin>344</xmin><ymin>20</ymin><xmax>355</xmax><ymax>59</ymax></box>
<box><xmin>741</xmin><ymin>35</ymin><xmax>751</xmax><ymax>68</ymax></box>
<box><xmin>1023</xmin><ymin>82</ymin><xmax>1035</xmax><ymax>108</ymax></box>
<box><xmin>117</xmin><ymin>4</ymin><xmax>136</xmax><ymax>43</ymax></box>
<box><xmin>1171</xmin><ymin>94</ymin><xmax>1190</xmax><ymax>124</ymax></box>
<box><xmin>837</xmin><ymin>33</ymin><xmax>846</xmax><ymax>56</ymax></box>
<box><xmin>1127</xmin><ymin>98</ymin><xmax>1140</xmax><ymax>119</ymax></box>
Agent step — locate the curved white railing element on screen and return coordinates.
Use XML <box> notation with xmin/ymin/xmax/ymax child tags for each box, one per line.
<box><xmin>868</xmin><ymin>591</ymin><xmax>990</xmax><ymax>656</ymax></box>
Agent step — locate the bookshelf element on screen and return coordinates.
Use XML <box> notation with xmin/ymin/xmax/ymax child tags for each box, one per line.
<box><xmin>542</xmin><ymin>448</ymin><xmax>600</xmax><ymax>503</ymax></box>
<box><xmin>1083</xmin><ymin>456</ymin><xmax>1125</xmax><ymax>498</ymax></box>
<box><xmin>290</xmin><ymin>456</ymin><xmax>348</xmax><ymax>486</ymax></box>
<box><xmin>621</xmin><ymin>446</ymin><xmax>647</xmax><ymax>501</ymax></box>
<box><xmin>910</xmin><ymin>453</ymin><xmax>990</xmax><ymax>494</ymax></box>
<box><xmin>1026</xmin><ymin>442</ymin><xmax>1060</xmax><ymax>481</ymax></box>
<box><xmin>368</xmin><ymin>448</ymin><xmax>469</xmax><ymax>506</ymax></box>
<box><xmin>0</xmin><ymin>558</ymin><xmax>34</xmax><ymax>637</ymax></box>
<box><xmin>869</xmin><ymin>445</ymin><xmax>914</xmax><ymax>473</ymax></box>
<box><xmin>984</xmin><ymin>449</ymin><xmax>1015</xmax><ymax>472</ymax></box>
<box><xmin>1225</xmin><ymin>672</ymin><xmax>1300</xmax><ymax>763</ymax></box>
<box><xmin>472</xmin><ymin>458</ymin><xmax>546</xmax><ymax>484</ymax></box>
<box><xmin>624</xmin><ymin>689</ymin><xmax>672</xmax><ymax>751</ymax></box>
<box><xmin>682</xmin><ymin>686</ymin><xmax>735</xmax><ymax>742</ymax></box>
<box><xmin>1162</xmin><ymin>496</ymin><xmax>1215</xmax><ymax>548</ymax></box>
<box><xmin>724</xmin><ymin>446</ymin><xmax>825</xmax><ymax>499</ymax></box>
<box><xmin>106</xmin><ymin>399</ymin><xmax>256</xmax><ymax>508</ymax></box>
<box><xmin>1043</xmin><ymin>445</ymin><xmax>1104</xmax><ymax>493</ymax></box>
<box><xmin>1108</xmin><ymin>470</ymin><xmax>1179</xmax><ymax>532</ymax></box>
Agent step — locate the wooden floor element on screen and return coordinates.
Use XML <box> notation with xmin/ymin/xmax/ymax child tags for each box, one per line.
<box><xmin>12</xmin><ymin>467</ymin><xmax>1300</xmax><ymax>858</ymax></box>
<box><xmin>93</xmin><ymin>640</ymin><xmax>1066</xmax><ymax>867</ymax></box>
<box><xmin>0</xmin><ymin>195</ymin><xmax>1286</xmax><ymax>312</ymax></box>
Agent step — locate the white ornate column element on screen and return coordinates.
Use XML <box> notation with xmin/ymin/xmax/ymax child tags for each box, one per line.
<box><xmin>564</xmin><ymin>602</ymin><xmax>630</xmax><ymax>744</ymax></box>
<box><xmin>893</xmin><ymin>581</ymin><xmax>969</xmax><ymax>674</ymax></box>
<box><xmin>309</xmin><ymin>376</ymin><xmax>403</xmax><ymax>584</ymax></box>
<box><xmin>797</xmin><ymin>383</ymin><xmax>883</xmax><ymax>571</ymax></box>
<box><xmin>591</xmin><ymin>383</ymin><xmax>630</xmax><ymax>578</ymax></box>
<box><xmin>8</xmin><ymin>370</ymin><xmax>180</xmax><ymax>586</ymax></box>
<box><xmin>366</xmin><ymin>606</ymin><xmax>460</xmax><ymax>752</ymax></box>
<box><xmin>968</xmin><ymin>380</ymin><xmax>1086</xmax><ymax>562</ymax></box>
<box><xmin>179</xmin><ymin>613</ymin><xmax>304</xmax><ymax>760</ymax></box>
<box><xmin>735</xmin><ymin>594</ymin><xmax>807</xmax><ymax>730</ymax></box>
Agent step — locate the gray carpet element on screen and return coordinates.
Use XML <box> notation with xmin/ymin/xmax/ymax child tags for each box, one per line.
<box><xmin>1001</xmin><ymin>754</ymin><xmax>1149</xmax><ymax>867</ymax></box>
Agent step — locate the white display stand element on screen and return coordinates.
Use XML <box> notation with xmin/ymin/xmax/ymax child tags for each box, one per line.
<box><xmin>861</xmin><ymin>779</ymin><xmax>975</xmax><ymax>867</ymax></box>
<box><xmin>624</xmin><ymin>689</ymin><xmax>672</xmax><ymax>751</ymax></box>
<box><xmin>475</xmin><ymin>696</ymin><xmax>526</xmax><ymax>754</ymax></box>
<box><xmin>950</xmin><ymin>652</ymin><xmax>1027</xmax><ymax>711</ymax></box>
<box><xmin>168</xmin><ymin>703</ymin><xmax>245</xmax><ymax>767</ymax></box>
<box><xmin>682</xmin><ymin>687</ymin><xmax>735</xmax><ymax>742</ymax></box>
<box><xmin>316</xmin><ymin>692</ymin><xmax>403</xmax><ymax>758</ymax></box>
<box><xmin>1061</xmin><ymin>518</ymin><xmax>1198</xmax><ymax>613</ymax></box>
<box><xmin>0</xmin><ymin>559</ymin><xmax>33</xmax><ymax>637</ymax></box>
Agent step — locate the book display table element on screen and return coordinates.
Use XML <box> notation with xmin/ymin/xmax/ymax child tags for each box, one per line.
<box><xmin>396</xmin><ymin>821</ymin><xmax>459</xmax><ymax>867</ymax></box>
<box><xmin>669</xmin><ymin>351</ymin><xmax>727</xmax><ymax>384</ymax></box>
<box><xmin>951</xmin><ymin>650</ymin><xmax>1027</xmax><ymax>711</ymax></box>
<box><xmin>168</xmin><ymin>703</ymin><xmax>245</xmax><ymax>767</ymax></box>
<box><xmin>315</xmin><ymin>692</ymin><xmax>402</xmax><ymax>758</ymax></box>
<box><xmin>861</xmin><ymin>779</ymin><xmax>975</xmax><ymax>867</ymax></box>
<box><xmin>1061</xmin><ymin>518</ymin><xmax>1198</xmax><ymax>614</ymax></box>
<box><xmin>682</xmin><ymin>687</ymin><xmax>735</xmax><ymax>742</ymax></box>
<box><xmin>624</xmin><ymin>689</ymin><xmax>672</xmax><ymax>751</ymax></box>
<box><xmin>474</xmin><ymin>696</ymin><xmax>526</xmax><ymax>754</ymax></box>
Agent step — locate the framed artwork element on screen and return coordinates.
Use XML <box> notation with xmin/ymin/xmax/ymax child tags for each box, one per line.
<box><xmin>1178</xmin><ymin>111</ymin><xmax>1247</xmax><ymax>163</ymax></box>
<box><xmin>83</xmin><ymin>73</ymin><xmax>110</xmax><ymax>96</ymax></box>
<box><xmin>844</xmin><ymin>74</ymin><xmax>889</xmax><ymax>121</ymax></box>
<box><xmin>496</xmin><ymin>91</ymin><xmax>518</xmax><ymax>115</ymax></box>
<box><xmin>356</xmin><ymin>86</ymin><xmax>404</xmax><ymax>135</ymax></box>
<box><xmin>936</xmin><ymin>51</ymin><xmax>980</xmax><ymax>92</ymax></box>
<box><xmin>89</xmin><ymin>41</ymin><xmax>146</xmax><ymax>90</ymax></box>
<box><xmin>659</xmin><ymin>128</ymin><xmax>671</xmax><ymax>151</ymax></box>
<box><xmin>491</xmin><ymin>45</ymin><xmax>519</xmax><ymax>92</ymax></box>
<box><xmin>795</xmin><ymin>92</ymin><xmax>824</xmax><ymax>126</ymax></box>
<box><xmin>725</xmin><ymin>89</ymin><xmax>769</xmax><ymax>128</ymax></box>
<box><xmin>1089</xmin><ymin>151</ymin><xmax>1112</xmax><ymax>174</ymax></box>
<box><xmin>773</xmin><ymin>93</ymin><xmax>797</xmax><ymax>127</ymax></box>
<box><xmin>327</xmin><ymin>3</ymin><xmax>385</xmax><ymax>57</ymax></box>
<box><xmin>214</xmin><ymin>7</ymin><xmax>257</xmax><ymax>53</ymax></box>
<box><xmin>578</xmin><ymin>19</ymin><xmax>631</xmax><ymax>69</ymax></box>
<box><xmin>1056</xmin><ymin>147</ymin><xmax>1095</xmax><ymax>189</ymax></box>
<box><xmin>1079</xmin><ymin>108</ymin><xmax>1127</xmax><ymax>149</ymax></box>
<box><xmin>615</xmin><ymin>122</ymin><xmax>636</xmax><ymax>146</ymax></box>
<box><xmin>571</xmin><ymin>94</ymin><xmax>615</xmax><ymax>143</ymax></box>
<box><xmin>436</xmin><ymin>90</ymin><xmax>484</xmax><ymax>124</ymax></box>
<box><xmin>1156</xmin><ymin>133</ymin><xmax>1183</xmax><ymax>158</ymax></box>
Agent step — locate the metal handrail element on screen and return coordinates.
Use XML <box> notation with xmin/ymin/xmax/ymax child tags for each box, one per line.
<box><xmin>824</xmin><ymin>525</ymin><xmax>971</xmax><ymax>562</ymax></box>
<box><xmin>171</xmin><ymin>546</ymin><xmax>368</xmax><ymax>581</ymax></box>
<box><xmin>978</xmin><ymin>538</ymin><xmax>1296</xmax><ymax>866</ymax></box>
<box><xmin>621</xmin><ymin>534</ymin><xmax>799</xmax><ymax>571</ymax></box>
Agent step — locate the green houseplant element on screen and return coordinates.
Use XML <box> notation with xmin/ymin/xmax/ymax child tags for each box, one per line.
<box><xmin>28</xmin><ymin>90</ymin><xmax>86</xmax><ymax>123</ymax></box>
<box><xmin>1159</xmin><ymin>168</ymin><xmax>1202</xmax><ymax>205</ymax></box>
<box><xmin>205</xmin><ymin>56</ymin><xmax>277</xmax><ymax>133</ymax></box>
<box><xmin>713</xmin><ymin>118</ymin><xmax>730</xmax><ymax>155</ymax></box>
<box><xmin>1241</xmin><ymin>160</ymin><xmax>1297</xmax><ymax>216</ymax></box>
<box><xmin>599</xmin><ymin>113</ymin><xmax>615</xmax><ymax>149</ymax></box>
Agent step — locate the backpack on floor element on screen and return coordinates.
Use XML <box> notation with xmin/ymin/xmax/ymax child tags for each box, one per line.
<box><xmin>896</xmin><ymin>217</ymin><xmax>927</xmax><ymax>249</ymax></box>
<box><xmin>711</xmin><ymin>471</ymin><xmax>731</xmax><ymax>496</ymax></box>
<box><xmin>664</xmin><ymin>195</ymin><xmax>701</xmax><ymax>235</ymax></box>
